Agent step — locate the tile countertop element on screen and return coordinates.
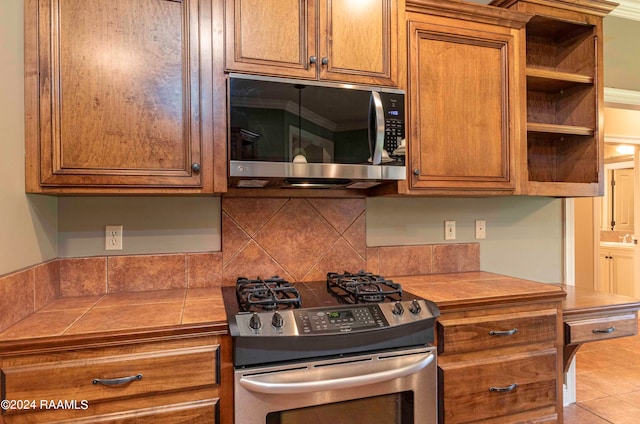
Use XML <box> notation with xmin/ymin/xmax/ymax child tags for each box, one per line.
<box><xmin>3</xmin><ymin>271</ymin><xmax>637</xmax><ymax>353</ymax></box>
<box><xmin>0</xmin><ymin>288</ymin><xmax>227</xmax><ymax>349</ymax></box>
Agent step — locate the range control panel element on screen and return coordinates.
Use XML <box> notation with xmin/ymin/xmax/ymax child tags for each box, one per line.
<box><xmin>233</xmin><ymin>299</ymin><xmax>433</xmax><ymax>337</ymax></box>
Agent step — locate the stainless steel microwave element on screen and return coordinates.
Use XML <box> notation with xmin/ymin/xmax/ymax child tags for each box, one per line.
<box><xmin>228</xmin><ymin>74</ymin><xmax>406</xmax><ymax>189</ymax></box>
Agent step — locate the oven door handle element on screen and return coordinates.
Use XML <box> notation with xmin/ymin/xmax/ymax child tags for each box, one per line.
<box><xmin>238</xmin><ymin>351</ymin><xmax>434</xmax><ymax>394</ymax></box>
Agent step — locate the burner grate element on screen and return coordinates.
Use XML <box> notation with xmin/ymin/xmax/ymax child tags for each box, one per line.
<box><xmin>327</xmin><ymin>270</ymin><xmax>402</xmax><ymax>304</ymax></box>
<box><xmin>236</xmin><ymin>276</ymin><xmax>302</xmax><ymax>312</ymax></box>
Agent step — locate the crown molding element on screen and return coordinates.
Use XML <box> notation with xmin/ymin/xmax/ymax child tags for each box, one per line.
<box><xmin>604</xmin><ymin>87</ymin><xmax>640</xmax><ymax>107</ymax></box>
<box><xmin>605</xmin><ymin>134</ymin><xmax>640</xmax><ymax>144</ymax></box>
<box><xmin>610</xmin><ymin>0</ymin><xmax>640</xmax><ymax>21</ymax></box>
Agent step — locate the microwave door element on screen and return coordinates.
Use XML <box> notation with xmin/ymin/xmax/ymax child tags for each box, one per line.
<box><xmin>369</xmin><ymin>91</ymin><xmax>385</xmax><ymax>166</ymax></box>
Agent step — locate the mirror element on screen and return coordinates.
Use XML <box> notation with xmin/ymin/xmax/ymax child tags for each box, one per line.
<box><xmin>601</xmin><ymin>143</ymin><xmax>635</xmax><ymax>233</ymax></box>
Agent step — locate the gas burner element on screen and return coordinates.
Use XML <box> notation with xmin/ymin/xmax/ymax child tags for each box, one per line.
<box><xmin>327</xmin><ymin>271</ymin><xmax>402</xmax><ymax>304</ymax></box>
<box><xmin>236</xmin><ymin>276</ymin><xmax>302</xmax><ymax>312</ymax></box>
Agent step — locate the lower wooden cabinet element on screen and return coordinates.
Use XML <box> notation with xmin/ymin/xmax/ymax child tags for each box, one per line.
<box><xmin>0</xmin><ymin>334</ymin><xmax>232</xmax><ymax>424</ymax></box>
<box><xmin>436</xmin><ymin>301</ymin><xmax>563</xmax><ymax>423</ymax></box>
<box><xmin>599</xmin><ymin>245</ymin><xmax>635</xmax><ymax>297</ymax></box>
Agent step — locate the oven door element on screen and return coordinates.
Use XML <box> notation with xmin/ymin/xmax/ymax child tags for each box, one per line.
<box><xmin>234</xmin><ymin>346</ymin><xmax>436</xmax><ymax>424</ymax></box>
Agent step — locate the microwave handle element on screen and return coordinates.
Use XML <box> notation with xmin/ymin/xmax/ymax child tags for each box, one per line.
<box><xmin>369</xmin><ymin>91</ymin><xmax>385</xmax><ymax>165</ymax></box>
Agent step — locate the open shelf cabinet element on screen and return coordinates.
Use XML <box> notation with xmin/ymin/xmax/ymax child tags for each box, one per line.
<box><xmin>491</xmin><ymin>0</ymin><xmax>617</xmax><ymax>196</ymax></box>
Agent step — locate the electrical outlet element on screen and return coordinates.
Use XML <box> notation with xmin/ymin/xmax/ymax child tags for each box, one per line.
<box><xmin>105</xmin><ymin>225</ymin><xmax>123</xmax><ymax>250</ymax></box>
<box><xmin>475</xmin><ymin>220</ymin><xmax>486</xmax><ymax>239</ymax></box>
<box><xmin>444</xmin><ymin>221</ymin><xmax>456</xmax><ymax>240</ymax></box>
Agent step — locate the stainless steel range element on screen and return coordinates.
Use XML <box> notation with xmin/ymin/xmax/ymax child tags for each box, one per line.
<box><xmin>222</xmin><ymin>271</ymin><xmax>440</xmax><ymax>424</ymax></box>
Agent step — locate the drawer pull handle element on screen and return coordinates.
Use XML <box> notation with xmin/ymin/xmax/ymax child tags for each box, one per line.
<box><xmin>592</xmin><ymin>326</ymin><xmax>615</xmax><ymax>334</ymax></box>
<box><xmin>92</xmin><ymin>374</ymin><xmax>143</xmax><ymax>386</ymax></box>
<box><xmin>489</xmin><ymin>328</ymin><xmax>518</xmax><ymax>336</ymax></box>
<box><xmin>490</xmin><ymin>383</ymin><xmax>518</xmax><ymax>393</ymax></box>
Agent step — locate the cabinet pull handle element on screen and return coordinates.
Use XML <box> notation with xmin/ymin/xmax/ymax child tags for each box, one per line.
<box><xmin>490</xmin><ymin>383</ymin><xmax>518</xmax><ymax>393</ymax></box>
<box><xmin>321</xmin><ymin>57</ymin><xmax>328</xmax><ymax>65</ymax></box>
<box><xmin>489</xmin><ymin>328</ymin><xmax>518</xmax><ymax>336</ymax></box>
<box><xmin>309</xmin><ymin>56</ymin><xmax>317</xmax><ymax>64</ymax></box>
<box><xmin>413</xmin><ymin>169</ymin><xmax>420</xmax><ymax>176</ymax></box>
<box><xmin>592</xmin><ymin>326</ymin><xmax>615</xmax><ymax>334</ymax></box>
<box><xmin>191</xmin><ymin>163</ymin><xmax>201</xmax><ymax>173</ymax></box>
<box><xmin>92</xmin><ymin>374</ymin><xmax>143</xmax><ymax>386</ymax></box>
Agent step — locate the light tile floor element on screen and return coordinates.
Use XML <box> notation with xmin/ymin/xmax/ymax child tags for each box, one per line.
<box><xmin>564</xmin><ymin>318</ymin><xmax>640</xmax><ymax>423</ymax></box>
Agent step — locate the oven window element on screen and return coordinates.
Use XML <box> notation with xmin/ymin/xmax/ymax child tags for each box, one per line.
<box><xmin>266</xmin><ymin>392</ymin><xmax>414</xmax><ymax>424</ymax></box>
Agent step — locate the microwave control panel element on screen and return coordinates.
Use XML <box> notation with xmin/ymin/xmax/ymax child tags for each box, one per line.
<box><xmin>381</xmin><ymin>92</ymin><xmax>405</xmax><ymax>154</ymax></box>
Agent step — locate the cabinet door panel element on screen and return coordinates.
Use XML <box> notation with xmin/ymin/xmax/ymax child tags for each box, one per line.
<box><xmin>225</xmin><ymin>0</ymin><xmax>316</xmax><ymax>79</ymax></box>
<box><xmin>612</xmin><ymin>249</ymin><xmax>635</xmax><ymax>297</ymax></box>
<box><xmin>408</xmin><ymin>21</ymin><xmax>517</xmax><ymax>192</ymax></box>
<box><xmin>36</xmin><ymin>0</ymin><xmax>209</xmax><ymax>188</ymax></box>
<box><xmin>599</xmin><ymin>252</ymin><xmax>611</xmax><ymax>293</ymax></box>
<box><xmin>319</xmin><ymin>0</ymin><xmax>396</xmax><ymax>85</ymax></box>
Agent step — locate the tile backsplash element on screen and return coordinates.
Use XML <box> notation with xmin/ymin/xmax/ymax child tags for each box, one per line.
<box><xmin>220</xmin><ymin>197</ymin><xmax>478</xmax><ymax>283</ymax></box>
<box><xmin>222</xmin><ymin>197</ymin><xmax>366</xmax><ymax>283</ymax></box>
<box><xmin>0</xmin><ymin>197</ymin><xmax>480</xmax><ymax>333</ymax></box>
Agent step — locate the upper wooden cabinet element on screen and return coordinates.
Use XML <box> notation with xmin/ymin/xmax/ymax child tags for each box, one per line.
<box><xmin>492</xmin><ymin>0</ymin><xmax>617</xmax><ymax>197</ymax></box>
<box><xmin>225</xmin><ymin>0</ymin><xmax>399</xmax><ymax>86</ymax></box>
<box><xmin>389</xmin><ymin>0</ymin><xmax>530</xmax><ymax>196</ymax></box>
<box><xmin>25</xmin><ymin>0</ymin><xmax>227</xmax><ymax>194</ymax></box>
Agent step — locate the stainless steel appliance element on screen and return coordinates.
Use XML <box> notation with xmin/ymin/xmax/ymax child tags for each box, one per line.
<box><xmin>222</xmin><ymin>272</ymin><xmax>439</xmax><ymax>423</ymax></box>
<box><xmin>228</xmin><ymin>74</ymin><xmax>406</xmax><ymax>189</ymax></box>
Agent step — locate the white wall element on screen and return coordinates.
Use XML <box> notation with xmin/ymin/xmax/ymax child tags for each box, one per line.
<box><xmin>367</xmin><ymin>197</ymin><xmax>564</xmax><ymax>283</ymax></box>
<box><xmin>58</xmin><ymin>197</ymin><xmax>221</xmax><ymax>257</ymax></box>
<box><xmin>0</xmin><ymin>0</ymin><xmax>57</xmax><ymax>276</ymax></box>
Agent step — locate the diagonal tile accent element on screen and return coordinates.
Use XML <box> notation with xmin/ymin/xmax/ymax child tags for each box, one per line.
<box><xmin>303</xmin><ymin>238</ymin><xmax>367</xmax><ymax>281</ymax></box>
<box><xmin>254</xmin><ymin>199</ymin><xmax>340</xmax><ymax>281</ymax></box>
<box><xmin>343</xmin><ymin>212</ymin><xmax>366</xmax><ymax>258</ymax></box>
<box><xmin>223</xmin><ymin>240</ymin><xmax>293</xmax><ymax>285</ymax></box>
<box><xmin>222</xmin><ymin>212</ymin><xmax>251</xmax><ymax>265</ymax></box>
<box><xmin>307</xmin><ymin>198</ymin><xmax>365</xmax><ymax>233</ymax></box>
<box><xmin>222</xmin><ymin>198</ymin><xmax>287</xmax><ymax>236</ymax></box>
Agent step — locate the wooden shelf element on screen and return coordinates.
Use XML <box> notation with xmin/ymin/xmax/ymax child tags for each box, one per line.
<box><xmin>526</xmin><ymin>68</ymin><xmax>593</xmax><ymax>92</ymax></box>
<box><xmin>527</xmin><ymin>123</ymin><xmax>594</xmax><ymax>136</ymax></box>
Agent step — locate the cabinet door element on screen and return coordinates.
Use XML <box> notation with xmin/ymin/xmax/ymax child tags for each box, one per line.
<box><xmin>613</xmin><ymin>168</ymin><xmax>635</xmax><ymax>232</ymax></box>
<box><xmin>612</xmin><ymin>249</ymin><xmax>635</xmax><ymax>297</ymax></box>
<box><xmin>318</xmin><ymin>0</ymin><xmax>397</xmax><ymax>86</ymax></box>
<box><xmin>599</xmin><ymin>251</ymin><xmax>612</xmax><ymax>293</ymax></box>
<box><xmin>225</xmin><ymin>0</ymin><xmax>317</xmax><ymax>79</ymax></box>
<box><xmin>26</xmin><ymin>0</ymin><xmax>217</xmax><ymax>191</ymax></box>
<box><xmin>407</xmin><ymin>18</ymin><xmax>520</xmax><ymax>193</ymax></box>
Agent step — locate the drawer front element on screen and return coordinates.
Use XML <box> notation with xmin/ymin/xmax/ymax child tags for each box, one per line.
<box><xmin>438</xmin><ymin>309</ymin><xmax>557</xmax><ymax>355</ymax></box>
<box><xmin>439</xmin><ymin>349</ymin><xmax>557</xmax><ymax>424</ymax></box>
<box><xmin>565</xmin><ymin>313</ymin><xmax>638</xmax><ymax>345</ymax></box>
<box><xmin>1</xmin><ymin>345</ymin><xmax>218</xmax><ymax>411</ymax></box>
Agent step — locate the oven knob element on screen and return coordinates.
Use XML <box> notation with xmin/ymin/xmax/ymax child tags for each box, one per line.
<box><xmin>272</xmin><ymin>311</ymin><xmax>284</xmax><ymax>328</ymax></box>
<box><xmin>249</xmin><ymin>312</ymin><xmax>262</xmax><ymax>330</ymax></box>
<box><xmin>392</xmin><ymin>301</ymin><xmax>405</xmax><ymax>316</ymax></box>
<box><xmin>409</xmin><ymin>299</ymin><xmax>422</xmax><ymax>315</ymax></box>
